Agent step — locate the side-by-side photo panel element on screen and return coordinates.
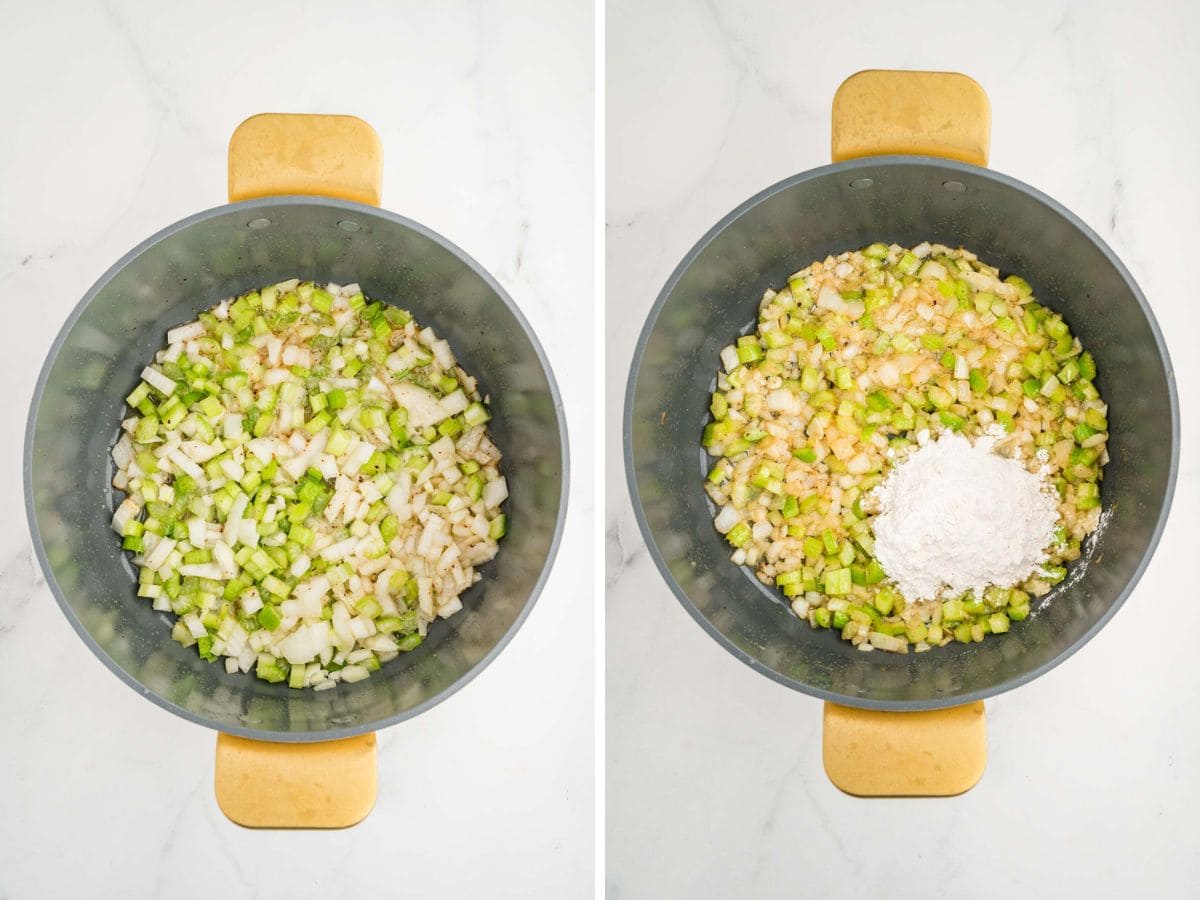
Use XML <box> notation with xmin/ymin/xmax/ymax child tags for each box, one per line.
<box><xmin>3</xmin><ymin>2</ymin><xmax>594</xmax><ymax>898</ymax></box>
<box><xmin>607</xmin><ymin>0</ymin><xmax>1193</xmax><ymax>897</ymax></box>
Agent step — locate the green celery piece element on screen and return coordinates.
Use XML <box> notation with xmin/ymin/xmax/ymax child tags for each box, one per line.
<box><xmin>489</xmin><ymin>515</ymin><xmax>507</xmax><ymax>540</ymax></box>
<box><xmin>1078</xmin><ymin>351</ymin><xmax>1096</xmax><ymax>381</ymax></box>
<box><xmin>725</xmin><ymin>522</ymin><xmax>751</xmax><ymax>548</ymax></box>
<box><xmin>256</xmin><ymin>655</ymin><xmax>289</xmax><ymax>684</ymax></box>
<box><xmin>824</xmin><ymin>567</ymin><xmax>852</xmax><ymax>595</ymax></box>
<box><xmin>396</xmin><ymin>634</ymin><xmax>423</xmax><ymax>652</ymax></box>
<box><xmin>792</xmin><ymin>446</ymin><xmax>818</xmax><ymax>463</ymax></box>
<box><xmin>821</xmin><ymin>529</ymin><xmax>839</xmax><ymax>555</ymax></box>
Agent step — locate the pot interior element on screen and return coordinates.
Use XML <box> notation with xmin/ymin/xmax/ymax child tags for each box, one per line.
<box><xmin>626</xmin><ymin>158</ymin><xmax>1176</xmax><ymax>709</ymax></box>
<box><xmin>27</xmin><ymin>198</ymin><xmax>565</xmax><ymax>739</ymax></box>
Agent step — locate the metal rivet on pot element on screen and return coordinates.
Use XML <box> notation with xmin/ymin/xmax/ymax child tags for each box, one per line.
<box><xmin>247</xmin><ymin>217</ymin><xmax>271</xmax><ymax>229</ymax></box>
<box><xmin>849</xmin><ymin>177</ymin><xmax>874</xmax><ymax>190</ymax></box>
<box><xmin>337</xmin><ymin>220</ymin><xmax>361</xmax><ymax>232</ymax></box>
<box><xmin>943</xmin><ymin>180</ymin><xmax>967</xmax><ymax>193</ymax></box>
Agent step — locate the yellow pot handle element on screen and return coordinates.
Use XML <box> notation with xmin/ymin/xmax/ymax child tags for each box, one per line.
<box><xmin>215</xmin><ymin>113</ymin><xmax>383</xmax><ymax>828</ymax></box>
<box><xmin>228</xmin><ymin>112</ymin><xmax>383</xmax><ymax>205</ymax></box>
<box><xmin>823</xmin><ymin>71</ymin><xmax>991</xmax><ymax>798</ymax></box>
<box><xmin>823</xmin><ymin>702</ymin><xmax>986</xmax><ymax>797</ymax></box>
<box><xmin>215</xmin><ymin>732</ymin><xmax>377</xmax><ymax>828</ymax></box>
<box><xmin>831</xmin><ymin>69</ymin><xmax>990</xmax><ymax>165</ymax></box>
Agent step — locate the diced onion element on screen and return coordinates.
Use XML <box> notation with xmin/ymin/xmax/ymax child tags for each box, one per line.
<box><xmin>141</xmin><ymin>366</ymin><xmax>177</xmax><ymax>395</ymax></box>
<box><xmin>482</xmin><ymin>477</ymin><xmax>508</xmax><ymax>510</ymax></box>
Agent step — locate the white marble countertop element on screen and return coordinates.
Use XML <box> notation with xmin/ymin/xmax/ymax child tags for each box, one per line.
<box><xmin>607</xmin><ymin>1</ymin><xmax>1199</xmax><ymax>896</ymax></box>
<box><xmin>0</xmin><ymin>2</ymin><xmax>593</xmax><ymax>898</ymax></box>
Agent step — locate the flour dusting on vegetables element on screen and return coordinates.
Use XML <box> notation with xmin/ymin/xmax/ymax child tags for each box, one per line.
<box><xmin>704</xmin><ymin>243</ymin><xmax>1108</xmax><ymax>652</ymax></box>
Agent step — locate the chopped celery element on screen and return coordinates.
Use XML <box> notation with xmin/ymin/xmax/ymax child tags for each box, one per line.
<box><xmin>726</xmin><ymin>522</ymin><xmax>751</xmax><ymax>548</ymax></box>
<box><xmin>703</xmin><ymin>245</ymin><xmax>1106</xmax><ymax>655</ymax></box>
<box><xmin>256</xmin><ymin>655</ymin><xmax>289</xmax><ymax>684</ymax></box>
<box><xmin>824</xmin><ymin>568</ymin><xmax>852</xmax><ymax>595</ymax></box>
<box><xmin>111</xmin><ymin>278</ymin><xmax>508</xmax><ymax>689</ymax></box>
<box><xmin>464</xmin><ymin>402</ymin><xmax>491</xmax><ymax>427</ymax></box>
<box><xmin>489</xmin><ymin>515</ymin><xmax>507</xmax><ymax>540</ymax></box>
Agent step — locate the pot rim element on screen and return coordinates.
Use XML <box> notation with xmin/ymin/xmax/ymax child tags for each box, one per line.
<box><xmin>25</xmin><ymin>194</ymin><xmax>570</xmax><ymax>741</ymax></box>
<box><xmin>623</xmin><ymin>155</ymin><xmax>1179</xmax><ymax>710</ymax></box>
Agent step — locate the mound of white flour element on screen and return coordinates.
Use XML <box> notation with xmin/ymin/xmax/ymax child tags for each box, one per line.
<box><xmin>870</xmin><ymin>430</ymin><xmax>1059</xmax><ymax>602</ymax></box>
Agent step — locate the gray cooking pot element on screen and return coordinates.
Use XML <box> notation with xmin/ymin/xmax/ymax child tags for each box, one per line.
<box><xmin>625</xmin><ymin>155</ymin><xmax>1176</xmax><ymax>711</ymax></box>
<box><xmin>26</xmin><ymin>188</ymin><xmax>566</xmax><ymax>740</ymax></box>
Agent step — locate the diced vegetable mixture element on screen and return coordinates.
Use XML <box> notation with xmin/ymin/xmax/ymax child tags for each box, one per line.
<box><xmin>703</xmin><ymin>243</ymin><xmax>1108</xmax><ymax>653</ymax></box>
<box><xmin>111</xmin><ymin>279</ymin><xmax>508</xmax><ymax>689</ymax></box>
